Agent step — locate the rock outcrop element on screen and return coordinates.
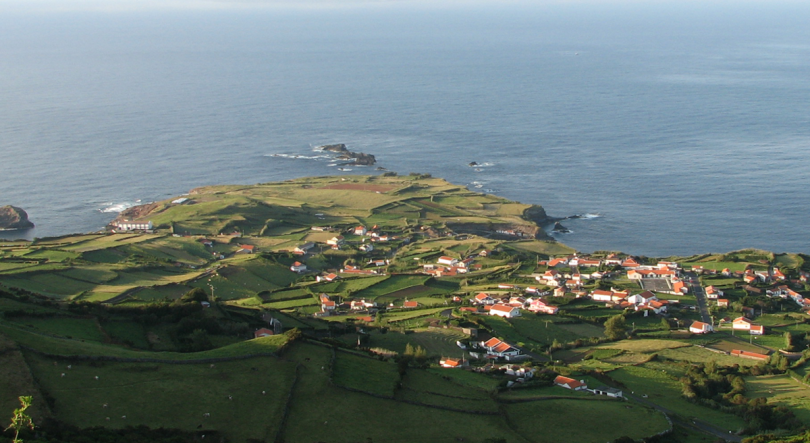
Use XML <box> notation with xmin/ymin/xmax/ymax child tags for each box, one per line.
<box><xmin>318</xmin><ymin>144</ymin><xmax>377</xmax><ymax>166</ymax></box>
<box><xmin>552</xmin><ymin>222</ymin><xmax>571</xmax><ymax>233</ymax></box>
<box><xmin>0</xmin><ymin>206</ymin><xmax>34</xmax><ymax>230</ymax></box>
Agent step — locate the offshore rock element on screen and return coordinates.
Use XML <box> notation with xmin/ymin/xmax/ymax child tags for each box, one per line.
<box><xmin>318</xmin><ymin>144</ymin><xmax>377</xmax><ymax>166</ymax></box>
<box><xmin>0</xmin><ymin>205</ymin><xmax>35</xmax><ymax>230</ymax></box>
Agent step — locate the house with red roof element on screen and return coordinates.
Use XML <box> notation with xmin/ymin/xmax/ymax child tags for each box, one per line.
<box><xmin>732</xmin><ymin>317</ymin><xmax>753</xmax><ymax>330</ymax></box>
<box><xmin>438</xmin><ymin>256</ymin><xmax>459</xmax><ymax>266</ymax></box>
<box><xmin>236</xmin><ymin>244</ymin><xmax>255</xmax><ymax>254</ymax></box>
<box><xmin>403</xmin><ymin>300</ymin><xmax>419</xmax><ymax>309</ymax></box>
<box><xmin>528</xmin><ymin>299</ymin><xmax>558</xmax><ymax>315</ymax></box>
<box><xmin>473</xmin><ymin>292</ymin><xmax>495</xmax><ymax>305</ymax></box>
<box><xmin>490</xmin><ymin>304</ymin><xmax>521</xmax><ymax>318</ymax></box>
<box><xmin>554</xmin><ymin>375</ymin><xmax>588</xmax><ymax>391</ymax></box>
<box><xmin>254</xmin><ymin>328</ymin><xmax>274</xmax><ymax>338</ymax></box>
<box><xmin>717</xmin><ymin>299</ymin><xmax>729</xmax><ymax>307</ymax></box>
<box><xmin>480</xmin><ymin>337</ymin><xmax>521</xmax><ymax>358</ymax></box>
<box><xmin>290</xmin><ymin>261</ymin><xmax>307</xmax><ymax>273</ymax></box>
<box><xmin>705</xmin><ymin>286</ymin><xmax>723</xmax><ymax>299</ymax></box>
<box><xmin>354</xmin><ymin>226</ymin><xmax>367</xmax><ymax>236</ymax></box>
<box><xmin>317</xmin><ymin>273</ymin><xmax>339</xmax><ymax>282</ymax></box>
<box><xmin>689</xmin><ymin>321</ymin><xmax>713</xmax><ymax>334</ymax></box>
<box><xmin>439</xmin><ymin>357</ymin><xmax>463</xmax><ymax>368</ymax></box>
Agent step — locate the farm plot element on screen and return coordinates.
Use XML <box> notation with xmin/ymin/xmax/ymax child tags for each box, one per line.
<box><xmin>609</xmin><ymin>365</ymin><xmax>745</xmax><ymax>431</ymax></box>
<box><xmin>508</xmin><ymin>317</ymin><xmax>602</xmax><ymax>347</ymax></box>
<box><xmin>746</xmin><ymin>374</ymin><xmax>810</xmax><ymax>424</ymax></box>
<box><xmin>505</xmin><ymin>399</ymin><xmax>670</xmax><ymax>443</ymax></box>
<box><xmin>6</xmin><ymin>316</ymin><xmax>106</xmax><ymax>342</ymax></box>
<box><xmin>354</xmin><ymin>275</ymin><xmax>431</xmax><ymax>300</ymax></box>
<box><xmin>24</xmin><ymin>351</ymin><xmax>296</xmax><ymax>443</ymax></box>
<box><xmin>1</xmin><ymin>273</ymin><xmax>96</xmax><ymax>298</ymax></box>
<box><xmin>21</xmin><ymin>249</ymin><xmax>79</xmax><ymax>262</ymax></box>
<box><xmin>332</xmin><ymin>351</ymin><xmax>399</xmax><ymax>397</ymax></box>
<box><xmin>366</xmin><ymin>328</ymin><xmax>468</xmax><ymax>357</ymax></box>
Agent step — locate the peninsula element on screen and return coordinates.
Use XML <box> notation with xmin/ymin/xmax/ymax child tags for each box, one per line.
<box><xmin>1</xmin><ymin>174</ymin><xmax>810</xmax><ymax>443</ymax></box>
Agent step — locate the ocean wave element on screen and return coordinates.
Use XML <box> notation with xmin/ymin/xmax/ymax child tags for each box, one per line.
<box><xmin>265</xmin><ymin>153</ymin><xmax>332</xmax><ymax>160</ymax></box>
<box><xmin>99</xmin><ymin>202</ymin><xmax>136</xmax><ymax>213</ymax></box>
<box><xmin>579</xmin><ymin>213</ymin><xmax>602</xmax><ymax>219</ymax></box>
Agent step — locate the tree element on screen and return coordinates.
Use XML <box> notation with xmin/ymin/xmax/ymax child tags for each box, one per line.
<box><xmin>784</xmin><ymin>331</ymin><xmax>794</xmax><ymax>351</ymax></box>
<box><xmin>604</xmin><ymin>314</ymin><xmax>627</xmax><ymax>341</ymax></box>
<box><xmin>660</xmin><ymin>317</ymin><xmax>671</xmax><ymax>331</ymax></box>
<box><xmin>5</xmin><ymin>396</ymin><xmax>34</xmax><ymax>443</ymax></box>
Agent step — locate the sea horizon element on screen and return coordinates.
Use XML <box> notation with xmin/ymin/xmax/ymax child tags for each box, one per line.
<box><xmin>1</xmin><ymin>2</ymin><xmax>809</xmax><ymax>257</ymax></box>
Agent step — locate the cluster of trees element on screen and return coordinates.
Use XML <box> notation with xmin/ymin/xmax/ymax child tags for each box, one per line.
<box><xmin>680</xmin><ymin>362</ymin><xmax>802</xmax><ymax>434</ymax></box>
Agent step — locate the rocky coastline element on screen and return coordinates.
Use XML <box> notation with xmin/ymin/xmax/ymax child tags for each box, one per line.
<box><xmin>0</xmin><ymin>205</ymin><xmax>35</xmax><ymax>230</ymax></box>
<box><xmin>318</xmin><ymin>144</ymin><xmax>376</xmax><ymax>166</ymax></box>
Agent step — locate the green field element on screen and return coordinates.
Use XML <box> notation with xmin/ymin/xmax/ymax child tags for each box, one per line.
<box><xmin>609</xmin><ymin>365</ymin><xmax>745</xmax><ymax>431</ymax></box>
<box><xmin>746</xmin><ymin>374</ymin><xmax>810</xmax><ymax>424</ymax></box>
<box><xmin>354</xmin><ymin>275</ymin><xmax>431</xmax><ymax>300</ymax></box>
<box><xmin>365</xmin><ymin>328</ymin><xmax>468</xmax><ymax>357</ymax></box>
<box><xmin>505</xmin><ymin>398</ymin><xmax>670</xmax><ymax>442</ymax></box>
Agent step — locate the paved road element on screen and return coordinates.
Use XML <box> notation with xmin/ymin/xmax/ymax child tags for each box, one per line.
<box><xmin>684</xmin><ymin>272</ymin><xmax>712</xmax><ymax>324</ymax></box>
<box><xmin>625</xmin><ymin>393</ymin><xmax>742</xmax><ymax>442</ymax></box>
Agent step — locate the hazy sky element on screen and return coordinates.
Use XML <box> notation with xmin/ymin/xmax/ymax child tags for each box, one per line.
<box><xmin>1</xmin><ymin>0</ymin><xmax>804</xmax><ymax>13</ymax></box>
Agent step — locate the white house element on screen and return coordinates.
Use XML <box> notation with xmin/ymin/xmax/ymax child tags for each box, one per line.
<box><xmin>438</xmin><ymin>256</ymin><xmax>458</xmax><ymax>266</ymax></box>
<box><xmin>554</xmin><ymin>375</ymin><xmax>587</xmax><ymax>391</ymax></box>
<box><xmin>354</xmin><ymin>226</ymin><xmax>367</xmax><ymax>236</ymax></box>
<box><xmin>112</xmin><ymin>220</ymin><xmax>153</xmax><ymax>231</ymax></box>
<box><xmin>490</xmin><ymin>304</ymin><xmax>521</xmax><ymax>318</ymax></box>
<box><xmin>290</xmin><ymin>261</ymin><xmax>307</xmax><ymax>273</ymax></box>
<box><xmin>689</xmin><ymin>321</ymin><xmax>713</xmax><ymax>334</ymax></box>
<box><xmin>326</xmin><ymin>236</ymin><xmax>345</xmax><ymax>246</ymax></box>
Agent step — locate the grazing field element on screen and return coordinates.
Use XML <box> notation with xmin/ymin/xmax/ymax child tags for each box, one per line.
<box><xmin>383</xmin><ymin>307</ymin><xmax>448</xmax><ymax>323</ymax></box>
<box><xmin>354</xmin><ymin>275</ymin><xmax>431</xmax><ymax>300</ymax></box>
<box><xmin>505</xmin><ymin>398</ymin><xmax>670</xmax><ymax>442</ymax></box>
<box><xmin>0</xmin><ymin>323</ymin><xmax>288</xmax><ymax>360</ymax></box>
<box><xmin>25</xmin><ymin>351</ymin><xmax>296</xmax><ymax>443</ymax></box>
<box><xmin>509</xmin><ymin>317</ymin><xmax>603</xmax><ymax>346</ymax></box>
<box><xmin>609</xmin><ymin>365</ymin><xmax>745</xmax><ymax>431</ymax></box>
<box><xmin>599</xmin><ymin>339</ymin><xmax>690</xmax><ymax>353</ymax></box>
<box><xmin>366</xmin><ymin>328</ymin><xmax>468</xmax><ymax>357</ymax></box>
<box><xmin>746</xmin><ymin>375</ymin><xmax>810</xmax><ymax>424</ymax></box>
<box><xmin>7</xmin><ymin>317</ymin><xmax>106</xmax><ymax>342</ymax></box>
<box><xmin>657</xmin><ymin>346</ymin><xmax>762</xmax><ymax>366</ymax></box>
<box><xmin>331</xmin><ymin>351</ymin><xmax>399</xmax><ymax>397</ymax></box>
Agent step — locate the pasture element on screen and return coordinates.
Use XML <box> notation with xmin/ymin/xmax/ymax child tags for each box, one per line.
<box><xmin>746</xmin><ymin>374</ymin><xmax>810</xmax><ymax>424</ymax></box>
<box><xmin>505</xmin><ymin>398</ymin><xmax>670</xmax><ymax>443</ymax></box>
<box><xmin>24</xmin><ymin>351</ymin><xmax>296</xmax><ymax>443</ymax></box>
<box><xmin>609</xmin><ymin>365</ymin><xmax>745</xmax><ymax>430</ymax></box>
<box><xmin>365</xmin><ymin>328</ymin><xmax>468</xmax><ymax>357</ymax></box>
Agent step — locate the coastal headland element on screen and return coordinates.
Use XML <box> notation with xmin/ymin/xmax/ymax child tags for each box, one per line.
<box><xmin>1</xmin><ymin>174</ymin><xmax>810</xmax><ymax>443</ymax></box>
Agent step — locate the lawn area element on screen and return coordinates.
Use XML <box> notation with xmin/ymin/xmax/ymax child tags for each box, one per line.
<box><xmin>505</xmin><ymin>398</ymin><xmax>670</xmax><ymax>442</ymax></box>
<box><xmin>746</xmin><ymin>374</ymin><xmax>810</xmax><ymax>425</ymax></box>
<box><xmin>2</xmin><ymin>273</ymin><xmax>96</xmax><ymax>298</ymax></box>
<box><xmin>609</xmin><ymin>365</ymin><xmax>745</xmax><ymax>431</ymax></box>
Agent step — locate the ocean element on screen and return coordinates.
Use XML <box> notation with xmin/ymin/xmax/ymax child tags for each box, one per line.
<box><xmin>1</xmin><ymin>2</ymin><xmax>809</xmax><ymax>257</ymax></box>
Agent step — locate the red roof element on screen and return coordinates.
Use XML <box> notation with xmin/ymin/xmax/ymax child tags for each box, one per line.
<box><xmin>490</xmin><ymin>304</ymin><xmax>516</xmax><ymax>313</ymax></box>
<box><xmin>254</xmin><ymin>328</ymin><xmax>274</xmax><ymax>338</ymax></box>
<box><xmin>483</xmin><ymin>337</ymin><xmax>501</xmax><ymax>348</ymax></box>
<box><xmin>475</xmin><ymin>293</ymin><xmax>491</xmax><ymax>300</ymax></box>
<box><xmin>403</xmin><ymin>301</ymin><xmax>418</xmax><ymax>308</ymax></box>
<box><xmin>554</xmin><ymin>375</ymin><xmax>586</xmax><ymax>389</ymax></box>
<box><xmin>292</xmin><ymin>261</ymin><xmax>303</xmax><ymax>266</ymax></box>
<box><xmin>240</xmin><ymin>244</ymin><xmax>255</xmax><ymax>251</ymax></box>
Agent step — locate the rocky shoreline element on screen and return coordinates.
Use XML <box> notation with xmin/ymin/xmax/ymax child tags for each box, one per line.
<box><xmin>0</xmin><ymin>205</ymin><xmax>34</xmax><ymax>230</ymax></box>
<box><xmin>318</xmin><ymin>144</ymin><xmax>376</xmax><ymax>166</ymax></box>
